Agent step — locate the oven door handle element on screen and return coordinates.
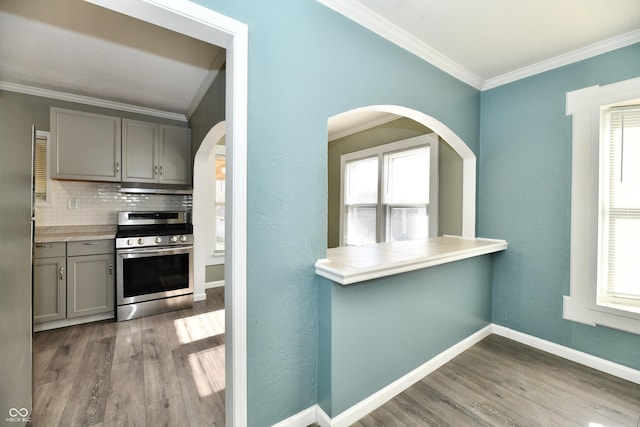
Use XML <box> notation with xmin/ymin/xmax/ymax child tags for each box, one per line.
<box><xmin>117</xmin><ymin>245</ymin><xmax>192</xmax><ymax>256</ymax></box>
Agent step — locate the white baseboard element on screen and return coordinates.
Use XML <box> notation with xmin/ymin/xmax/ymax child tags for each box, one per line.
<box><xmin>194</xmin><ymin>292</ymin><xmax>207</xmax><ymax>302</ymax></box>
<box><xmin>271</xmin><ymin>405</ymin><xmax>317</xmax><ymax>427</ymax></box>
<box><xmin>205</xmin><ymin>280</ymin><xmax>225</xmax><ymax>289</ymax></box>
<box><xmin>274</xmin><ymin>323</ymin><xmax>640</xmax><ymax>426</ymax></box>
<box><xmin>491</xmin><ymin>324</ymin><xmax>640</xmax><ymax>385</ymax></box>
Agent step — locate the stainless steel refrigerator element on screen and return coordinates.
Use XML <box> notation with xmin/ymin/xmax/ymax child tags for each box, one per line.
<box><xmin>0</xmin><ymin>103</ymin><xmax>34</xmax><ymax>424</ymax></box>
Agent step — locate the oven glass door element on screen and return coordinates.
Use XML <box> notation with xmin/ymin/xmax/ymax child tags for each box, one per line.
<box><xmin>117</xmin><ymin>245</ymin><xmax>193</xmax><ymax>305</ymax></box>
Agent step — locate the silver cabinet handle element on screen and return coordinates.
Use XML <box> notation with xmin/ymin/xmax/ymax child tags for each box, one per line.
<box><xmin>109</xmin><ymin>263</ymin><xmax>113</xmax><ymax>275</ymax></box>
<box><xmin>159</xmin><ymin>165</ymin><xmax>163</xmax><ymax>176</ymax></box>
<box><xmin>115</xmin><ymin>162</ymin><xmax>120</xmax><ymax>174</ymax></box>
<box><xmin>154</xmin><ymin>165</ymin><xmax>158</xmax><ymax>176</ymax></box>
<box><xmin>36</xmin><ymin>243</ymin><xmax>54</xmax><ymax>248</ymax></box>
<box><xmin>59</xmin><ymin>267</ymin><xmax>64</xmax><ymax>280</ymax></box>
<box><xmin>83</xmin><ymin>241</ymin><xmax>101</xmax><ymax>246</ymax></box>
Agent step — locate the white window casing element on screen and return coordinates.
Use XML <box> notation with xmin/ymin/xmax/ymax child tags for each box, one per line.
<box><xmin>565</xmin><ymin>76</ymin><xmax>640</xmax><ymax>335</ymax></box>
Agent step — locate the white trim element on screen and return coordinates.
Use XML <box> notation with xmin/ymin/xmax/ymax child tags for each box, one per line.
<box><xmin>315</xmin><ymin>1</ymin><xmax>640</xmax><ymax>91</ymax></box>
<box><xmin>315</xmin><ymin>0</ymin><xmax>483</xmax><ymax>90</ymax></box>
<box><xmin>329</xmin><ymin>325</ymin><xmax>493</xmax><ymax>427</ymax></box>
<box><xmin>565</xmin><ymin>77</ymin><xmax>640</xmax><ymax>336</ymax></box>
<box><xmin>83</xmin><ymin>2</ymin><xmax>250</xmax><ymax>425</ymax></box>
<box><xmin>491</xmin><ymin>325</ymin><xmax>640</xmax><ymax>385</ymax></box>
<box><xmin>328</xmin><ymin>113</ymin><xmax>400</xmax><ymax>141</ymax></box>
<box><xmin>0</xmin><ymin>80</ymin><xmax>187</xmax><ymax>122</ymax></box>
<box><xmin>279</xmin><ymin>324</ymin><xmax>640</xmax><ymax>426</ymax></box>
<box><xmin>271</xmin><ymin>405</ymin><xmax>318</xmax><ymax>427</ymax></box>
<box><xmin>33</xmin><ymin>312</ymin><xmax>114</xmax><ymax>332</ymax></box>
<box><xmin>483</xmin><ymin>29</ymin><xmax>640</xmax><ymax>90</ymax></box>
<box><xmin>206</xmin><ymin>280</ymin><xmax>225</xmax><ymax>289</ymax></box>
<box><xmin>186</xmin><ymin>49</ymin><xmax>227</xmax><ymax>119</ymax></box>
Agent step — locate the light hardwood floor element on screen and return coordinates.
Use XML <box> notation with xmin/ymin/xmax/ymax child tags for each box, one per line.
<box><xmin>353</xmin><ymin>334</ymin><xmax>640</xmax><ymax>427</ymax></box>
<box><xmin>30</xmin><ymin>287</ymin><xmax>225</xmax><ymax>427</ymax></box>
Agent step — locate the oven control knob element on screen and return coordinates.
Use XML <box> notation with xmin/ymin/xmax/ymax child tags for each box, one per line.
<box><xmin>170</xmin><ymin>236</ymin><xmax>178</xmax><ymax>243</ymax></box>
<box><xmin>127</xmin><ymin>239</ymin><xmax>134</xmax><ymax>246</ymax></box>
<box><xmin>138</xmin><ymin>238</ymin><xmax>144</xmax><ymax>245</ymax></box>
<box><xmin>180</xmin><ymin>235</ymin><xmax>188</xmax><ymax>242</ymax></box>
<box><xmin>155</xmin><ymin>237</ymin><xmax>162</xmax><ymax>244</ymax></box>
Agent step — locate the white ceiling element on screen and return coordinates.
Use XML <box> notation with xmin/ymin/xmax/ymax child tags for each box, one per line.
<box><xmin>319</xmin><ymin>0</ymin><xmax>640</xmax><ymax>90</ymax></box>
<box><xmin>1</xmin><ymin>0</ymin><xmax>638</xmax><ymax>126</ymax></box>
<box><xmin>0</xmin><ymin>0</ymin><xmax>224</xmax><ymax>121</ymax></box>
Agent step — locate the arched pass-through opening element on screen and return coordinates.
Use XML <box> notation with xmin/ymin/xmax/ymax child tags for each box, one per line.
<box><xmin>193</xmin><ymin>121</ymin><xmax>226</xmax><ymax>300</ymax></box>
<box><xmin>84</xmin><ymin>1</ymin><xmax>248</xmax><ymax>424</ymax></box>
<box><xmin>330</xmin><ymin>105</ymin><xmax>476</xmax><ymax>238</ymax></box>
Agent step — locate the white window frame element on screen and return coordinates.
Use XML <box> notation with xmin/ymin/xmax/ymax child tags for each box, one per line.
<box><xmin>338</xmin><ymin>133</ymin><xmax>439</xmax><ymax>246</ymax></box>
<box><xmin>213</xmin><ymin>144</ymin><xmax>226</xmax><ymax>258</ymax></box>
<box><xmin>564</xmin><ymin>76</ymin><xmax>640</xmax><ymax>335</ymax></box>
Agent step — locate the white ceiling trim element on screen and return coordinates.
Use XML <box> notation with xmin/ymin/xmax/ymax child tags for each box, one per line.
<box><xmin>0</xmin><ymin>80</ymin><xmax>187</xmax><ymax>122</ymax></box>
<box><xmin>328</xmin><ymin>112</ymin><xmax>399</xmax><ymax>141</ymax></box>
<box><xmin>316</xmin><ymin>0</ymin><xmax>484</xmax><ymax>90</ymax></box>
<box><xmin>317</xmin><ymin>0</ymin><xmax>640</xmax><ymax>92</ymax></box>
<box><xmin>483</xmin><ymin>29</ymin><xmax>640</xmax><ymax>91</ymax></box>
<box><xmin>187</xmin><ymin>49</ymin><xmax>226</xmax><ymax>119</ymax></box>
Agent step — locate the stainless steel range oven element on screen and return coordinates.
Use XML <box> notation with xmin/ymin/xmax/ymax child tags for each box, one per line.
<box><xmin>116</xmin><ymin>211</ymin><xmax>193</xmax><ymax>321</ymax></box>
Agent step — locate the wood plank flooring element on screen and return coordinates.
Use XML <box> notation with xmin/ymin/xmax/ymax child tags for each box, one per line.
<box><xmin>353</xmin><ymin>334</ymin><xmax>640</xmax><ymax>427</ymax></box>
<box><xmin>30</xmin><ymin>288</ymin><xmax>225</xmax><ymax>427</ymax></box>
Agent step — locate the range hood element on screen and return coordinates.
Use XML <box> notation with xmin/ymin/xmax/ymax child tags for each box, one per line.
<box><xmin>120</xmin><ymin>182</ymin><xmax>193</xmax><ymax>195</ymax></box>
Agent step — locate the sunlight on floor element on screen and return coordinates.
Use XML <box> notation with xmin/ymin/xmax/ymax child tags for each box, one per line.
<box><xmin>188</xmin><ymin>346</ymin><xmax>225</xmax><ymax>397</ymax></box>
<box><xmin>173</xmin><ymin>309</ymin><xmax>225</xmax><ymax>345</ymax></box>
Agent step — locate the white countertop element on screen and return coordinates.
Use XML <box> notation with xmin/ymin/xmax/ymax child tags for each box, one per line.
<box><xmin>315</xmin><ymin>236</ymin><xmax>508</xmax><ymax>285</ymax></box>
<box><xmin>34</xmin><ymin>225</ymin><xmax>117</xmax><ymax>243</ymax></box>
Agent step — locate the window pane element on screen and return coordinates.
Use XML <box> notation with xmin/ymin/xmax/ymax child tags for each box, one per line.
<box><xmin>345</xmin><ymin>157</ymin><xmax>378</xmax><ymax>204</ymax></box>
<box><xmin>216</xmin><ymin>205</ymin><xmax>225</xmax><ymax>252</ymax></box>
<box><xmin>345</xmin><ymin>206</ymin><xmax>376</xmax><ymax>245</ymax></box>
<box><xmin>608</xmin><ymin>216</ymin><xmax>640</xmax><ymax>298</ymax></box>
<box><xmin>385</xmin><ymin>147</ymin><xmax>429</xmax><ymax>204</ymax></box>
<box><xmin>387</xmin><ymin>206</ymin><xmax>428</xmax><ymax>242</ymax></box>
<box><xmin>215</xmin><ymin>156</ymin><xmax>226</xmax><ymax>204</ymax></box>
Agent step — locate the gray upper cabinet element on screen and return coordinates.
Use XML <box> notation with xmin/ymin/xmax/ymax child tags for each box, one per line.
<box><xmin>122</xmin><ymin>119</ymin><xmax>158</xmax><ymax>183</ymax></box>
<box><xmin>50</xmin><ymin>108</ymin><xmax>122</xmax><ymax>182</ymax></box>
<box><xmin>123</xmin><ymin>120</ymin><xmax>192</xmax><ymax>185</ymax></box>
<box><xmin>159</xmin><ymin>125</ymin><xmax>192</xmax><ymax>185</ymax></box>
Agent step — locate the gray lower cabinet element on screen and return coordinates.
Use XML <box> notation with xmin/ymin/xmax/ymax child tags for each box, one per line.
<box><xmin>33</xmin><ymin>240</ymin><xmax>115</xmax><ymax>325</ymax></box>
<box><xmin>33</xmin><ymin>255</ymin><xmax>66</xmax><ymax>324</ymax></box>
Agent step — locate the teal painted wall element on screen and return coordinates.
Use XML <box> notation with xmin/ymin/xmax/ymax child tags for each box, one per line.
<box><xmin>319</xmin><ymin>255</ymin><xmax>494</xmax><ymax>417</ymax></box>
<box><xmin>195</xmin><ymin>0</ymin><xmax>480</xmax><ymax>424</ymax></box>
<box><xmin>479</xmin><ymin>43</ymin><xmax>640</xmax><ymax>370</ymax></box>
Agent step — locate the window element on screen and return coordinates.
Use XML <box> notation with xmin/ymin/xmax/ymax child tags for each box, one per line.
<box><xmin>598</xmin><ymin>106</ymin><xmax>640</xmax><ymax>311</ymax></box>
<box><xmin>33</xmin><ymin>130</ymin><xmax>51</xmax><ymax>206</ymax></box>
<box><xmin>214</xmin><ymin>150</ymin><xmax>225</xmax><ymax>255</ymax></box>
<box><xmin>565</xmin><ymin>76</ymin><xmax>640</xmax><ymax>335</ymax></box>
<box><xmin>340</xmin><ymin>134</ymin><xmax>438</xmax><ymax>246</ymax></box>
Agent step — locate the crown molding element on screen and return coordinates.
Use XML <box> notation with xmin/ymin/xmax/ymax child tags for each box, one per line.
<box><xmin>0</xmin><ymin>81</ymin><xmax>188</xmax><ymax>122</ymax></box>
<box><xmin>483</xmin><ymin>29</ymin><xmax>640</xmax><ymax>91</ymax></box>
<box><xmin>317</xmin><ymin>1</ymin><xmax>640</xmax><ymax>92</ymax></box>
<box><xmin>316</xmin><ymin>0</ymin><xmax>484</xmax><ymax>90</ymax></box>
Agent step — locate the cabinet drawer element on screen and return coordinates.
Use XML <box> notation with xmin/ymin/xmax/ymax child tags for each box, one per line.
<box><xmin>34</xmin><ymin>242</ymin><xmax>66</xmax><ymax>259</ymax></box>
<box><xmin>67</xmin><ymin>240</ymin><xmax>114</xmax><ymax>256</ymax></box>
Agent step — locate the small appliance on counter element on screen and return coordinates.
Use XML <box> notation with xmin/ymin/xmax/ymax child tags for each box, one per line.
<box><xmin>115</xmin><ymin>211</ymin><xmax>193</xmax><ymax>321</ymax></box>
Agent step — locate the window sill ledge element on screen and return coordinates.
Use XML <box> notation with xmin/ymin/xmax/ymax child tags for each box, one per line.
<box><xmin>315</xmin><ymin>235</ymin><xmax>508</xmax><ymax>285</ymax></box>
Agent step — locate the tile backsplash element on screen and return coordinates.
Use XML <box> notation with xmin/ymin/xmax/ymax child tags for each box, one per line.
<box><xmin>36</xmin><ymin>180</ymin><xmax>192</xmax><ymax>226</ymax></box>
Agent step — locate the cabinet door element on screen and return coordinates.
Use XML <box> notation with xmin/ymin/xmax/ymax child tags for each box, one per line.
<box><xmin>50</xmin><ymin>108</ymin><xmax>121</xmax><ymax>182</ymax></box>
<box><xmin>159</xmin><ymin>125</ymin><xmax>192</xmax><ymax>185</ymax></box>
<box><xmin>33</xmin><ymin>257</ymin><xmax>66</xmax><ymax>324</ymax></box>
<box><xmin>66</xmin><ymin>254</ymin><xmax>115</xmax><ymax>318</ymax></box>
<box><xmin>122</xmin><ymin>119</ymin><xmax>159</xmax><ymax>183</ymax></box>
